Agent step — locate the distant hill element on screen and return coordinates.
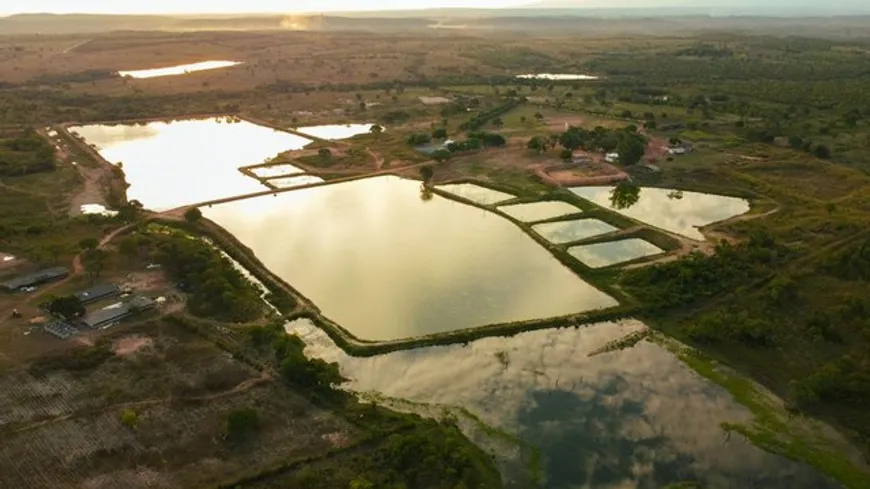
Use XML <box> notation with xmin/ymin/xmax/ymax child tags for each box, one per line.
<box><xmin>1</xmin><ymin>11</ymin><xmax>870</xmax><ymax>37</ymax></box>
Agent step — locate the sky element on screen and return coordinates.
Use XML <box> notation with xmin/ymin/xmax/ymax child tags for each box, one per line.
<box><xmin>1</xmin><ymin>0</ymin><xmax>533</xmax><ymax>15</ymax></box>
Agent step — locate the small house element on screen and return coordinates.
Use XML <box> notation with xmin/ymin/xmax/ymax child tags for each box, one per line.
<box><xmin>605</xmin><ymin>152</ymin><xmax>620</xmax><ymax>164</ymax></box>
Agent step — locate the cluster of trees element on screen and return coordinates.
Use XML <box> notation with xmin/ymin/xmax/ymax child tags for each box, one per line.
<box><xmin>458</xmin><ymin>99</ymin><xmax>521</xmax><ymax>131</ymax></box>
<box><xmin>149</xmin><ymin>233</ymin><xmax>263</xmax><ymax>322</ymax></box>
<box><xmin>44</xmin><ymin>295</ymin><xmax>85</xmax><ymax>320</ymax></box>
<box><xmin>621</xmin><ymin>230</ymin><xmax>787</xmax><ymax>313</ymax></box>
<box><xmin>685</xmin><ymin>309</ymin><xmax>777</xmax><ymax>347</ymax></box>
<box><xmin>527</xmin><ymin>124</ymin><xmax>648</xmax><ymax>165</ymax></box>
<box><xmin>791</xmin><ymin>355</ymin><xmax>870</xmax><ymax>408</ymax></box>
<box><xmin>248</xmin><ymin>321</ymin><xmax>344</xmax><ymax>397</ymax></box>
<box><xmin>225</xmin><ymin>407</ymin><xmax>261</xmax><ymax>442</ymax></box>
<box><xmin>406</xmin><ymin>133</ymin><xmax>432</xmax><ymax>146</ymax></box>
<box><xmin>824</xmin><ymin>239</ymin><xmax>870</xmax><ymax>281</ymax></box>
<box><xmin>0</xmin><ymin>128</ymin><xmax>56</xmax><ymax>176</ymax></box>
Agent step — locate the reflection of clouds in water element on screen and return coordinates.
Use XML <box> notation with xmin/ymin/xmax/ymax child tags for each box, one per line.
<box><xmin>533</xmin><ymin>219</ymin><xmax>618</xmax><ymax>244</ymax></box>
<box><xmin>498</xmin><ymin>201</ymin><xmax>583</xmax><ymax>222</ymax></box>
<box><xmin>570</xmin><ymin>187</ymin><xmax>750</xmax><ymax>241</ymax></box>
<box><xmin>438</xmin><ymin>183</ymin><xmax>517</xmax><ymax>205</ymax></box>
<box><xmin>206</xmin><ymin>176</ymin><xmax>615</xmax><ymax>340</ymax></box>
<box><xmin>568</xmin><ymin>239</ymin><xmax>664</xmax><ymax>268</ymax></box>
<box><xmin>291</xmin><ymin>319</ymin><xmax>838</xmax><ymax>488</ymax></box>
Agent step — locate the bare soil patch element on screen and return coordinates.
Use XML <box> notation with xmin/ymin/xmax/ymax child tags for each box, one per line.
<box><xmin>113</xmin><ymin>336</ymin><xmax>154</xmax><ymax>356</ymax></box>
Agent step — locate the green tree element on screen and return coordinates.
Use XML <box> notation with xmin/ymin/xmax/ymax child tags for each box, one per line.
<box><xmin>491</xmin><ymin>117</ymin><xmax>504</xmax><ymax>128</ymax></box>
<box><xmin>431</xmin><ymin>149</ymin><xmax>452</xmax><ymax>163</ymax></box>
<box><xmin>183</xmin><ymin>207</ymin><xmax>202</xmax><ymax>224</ymax></box>
<box><xmin>120</xmin><ymin>408</ymin><xmax>138</xmax><ymax>429</ymax></box>
<box><xmin>419</xmin><ymin>165</ymin><xmax>434</xmax><ymax>183</ymax></box>
<box><xmin>318</xmin><ymin>148</ymin><xmax>332</xmax><ymax>159</ymax></box>
<box><xmin>82</xmin><ymin>248</ymin><xmax>107</xmax><ymax>283</ymax></box>
<box><xmin>813</xmin><ymin>144</ymin><xmax>832</xmax><ymax>159</ymax></box>
<box><xmin>559</xmin><ymin>130</ymin><xmax>585</xmax><ymax>151</ymax></box>
<box><xmin>527</xmin><ymin>136</ymin><xmax>547</xmax><ymax>154</ymax></box>
<box><xmin>78</xmin><ymin>237</ymin><xmax>99</xmax><ymax>251</ymax></box>
<box><xmin>788</xmin><ymin>135</ymin><xmax>804</xmax><ymax>150</ymax></box>
<box><xmin>617</xmin><ymin>135</ymin><xmax>646</xmax><ymax>166</ymax></box>
<box><xmin>609</xmin><ymin>181</ymin><xmax>641</xmax><ymax>210</ymax></box>
<box><xmin>432</xmin><ymin>127</ymin><xmax>447</xmax><ymax>139</ymax></box>
<box><xmin>560</xmin><ymin>148</ymin><xmax>573</xmax><ymax>161</ymax></box>
<box><xmin>46</xmin><ymin>295</ymin><xmax>85</xmax><ymax>320</ymax></box>
<box><xmin>369</xmin><ymin>124</ymin><xmax>383</xmax><ymax>135</ymax></box>
<box><xmin>225</xmin><ymin>408</ymin><xmax>260</xmax><ymax>441</ymax></box>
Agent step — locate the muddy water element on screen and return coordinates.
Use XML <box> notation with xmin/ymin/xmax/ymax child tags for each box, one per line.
<box><xmin>203</xmin><ymin>176</ymin><xmax>616</xmax><ymax>340</ymax></box>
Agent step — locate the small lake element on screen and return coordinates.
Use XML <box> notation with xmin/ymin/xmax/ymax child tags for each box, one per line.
<box><xmin>248</xmin><ymin>164</ymin><xmax>305</xmax><ymax>179</ymax></box>
<box><xmin>517</xmin><ymin>74</ymin><xmax>599</xmax><ymax>80</ymax></box>
<box><xmin>118</xmin><ymin>60</ymin><xmax>240</xmax><ymax>79</ymax></box>
<box><xmin>438</xmin><ymin>183</ymin><xmax>516</xmax><ymax>206</ymax></box>
<box><xmin>203</xmin><ymin>176</ymin><xmax>617</xmax><ymax>341</ymax></box>
<box><xmin>570</xmin><ymin>186</ymin><xmax>750</xmax><ymax>241</ymax></box>
<box><xmin>268</xmin><ymin>175</ymin><xmax>325</xmax><ymax>188</ymax></box>
<box><xmin>287</xmin><ymin>318</ymin><xmax>841</xmax><ymax>489</ymax></box>
<box><xmin>295</xmin><ymin>124</ymin><xmax>376</xmax><ymax>140</ymax></box>
<box><xmin>569</xmin><ymin>239</ymin><xmax>664</xmax><ymax>268</ymax></box>
<box><xmin>498</xmin><ymin>201</ymin><xmax>582</xmax><ymax>222</ymax></box>
<box><xmin>71</xmin><ymin>118</ymin><xmax>312</xmax><ymax>210</ymax></box>
<box><xmin>533</xmin><ymin>219</ymin><xmax>618</xmax><ymax>244</ymax></box>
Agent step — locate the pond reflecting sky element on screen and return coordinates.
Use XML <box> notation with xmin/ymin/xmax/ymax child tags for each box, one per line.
<box><xmin>498</xmin><ymin>201</ymin><xmax>583</xmax><ymax>222</ymax></box>
<box><xmin>569</xmin><ymin>239</ymin><xmax>664</xmax><ymax>268</ymax></box>
<box><xmin>118</xmin><ymin>60</ymin><xmax>240</xmax><ymax>79</ymax></box>
<box><xmin>570</xmin><ymin>187</ymin><xmax>750</xmax><ymax>241</ymax></box>
<box><xmin>72</xmin><ymin>118</ymin><xmax>311</xmax><ymax>210</ymax></box>
<box><xmin>288</xmin><ymin>318</ymin><xmax>840</xmax><ymax>489</ymax></box>
<box><xmin>204</xmin><ymin>176</ymin><xmax>616</xmax><ymax>340</ymax></box>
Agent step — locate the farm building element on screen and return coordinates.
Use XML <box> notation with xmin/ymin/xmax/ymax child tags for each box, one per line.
<box><xmin>605</xmin><ymin>152</ymin><xmax>620</xmax><ymax>163</ymax></box>
<box><xmin>80</xmin><ymin>296</ymin><xmax>156</xmax><ymax>330</ymax></box>
<box><xmin>75</xmin><ymin>283</ymin><xmax>121</xmax><ymax>305</ymax></box>
<box><xmin>1</xmin><ymin>267</ymin><xmax>69</xmax><ymax>292</ymax></box>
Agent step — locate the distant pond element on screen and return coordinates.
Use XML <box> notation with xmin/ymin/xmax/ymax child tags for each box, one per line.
<box><xmin>118</xmin><ymin>60</ymin><xmax>241</xmax><ymax>79</ymax></box>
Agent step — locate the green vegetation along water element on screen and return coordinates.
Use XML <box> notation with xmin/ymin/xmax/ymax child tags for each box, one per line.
<box><xmin>202</xmin><ymin>176</ymin><xmax>617</xmax><ymax>341</ymax></box>
<box><xmin>570</xmin><ymin>186</ymin><xmax>750</xmax><ymax>241</ymax></box>
<box><xmin>286</xmin><ymin>318</ymin><xmax>842</xmax><ymax>489</ymax></box>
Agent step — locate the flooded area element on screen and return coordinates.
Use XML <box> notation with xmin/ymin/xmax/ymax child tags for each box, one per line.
<box><xmin>203</xmin><ymin>176</ymin><xmax>616</xmax><ymax>340</ymax></box>
<box><xmin>294</xmin><ymin>124</ymin><xmax>376</xmax><ymax>140</ymax></box>
<box><xmin>247</xmin><ymin>164</ymin><xmax>305</xmax><ymax>179</ymax></box>
<box><xmin>517</xmin><ymin>74</ymin><xmax>599</xmax><ymax>80</ymax></box>
<box><xmin>267</xmin><ymin>175</ymin><xmax>325</xmax><ymax>188</ymax></box>
<box><xmin>533</xmin><ymin>219</ymin><xmax>618</xmax><ymax>244</ymax></box>
<box><xmin>569</xmin><ymin>239</ymin><xmax>664</xmax><ymax>268</ymax></box>
<box><xmin>287</xmin><ymin>318</ymin><xmax>840</xmax><ymax>489</ymax></box>
<box><xmin>498</xmin><ymin>201</ymin><xmax>582</xmax><ymax>222</ymax></box>
<box><xmin>118</xmin><ymin>60</ymin><xmax>240</xmax><ymax>79</ymax></box>
<box><xmin>570</xmin><ymin>186</ymin><xmax>750</xmax><ymax>241</ymax></box>
<box><xmin>70</xmin><ymin>118</ymin><xmax>312</xmax><ymax>210</ymax></box>
<box><xmin>438</xmin><ymin>183</ymin><xmax>516</xmax><ymax>206</ymax></box>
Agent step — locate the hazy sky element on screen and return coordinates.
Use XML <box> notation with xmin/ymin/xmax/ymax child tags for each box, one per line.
<box><xmin>2</xmin><ymin>0</ymin><xmax>532</xmax><ymax>15</ymax></box>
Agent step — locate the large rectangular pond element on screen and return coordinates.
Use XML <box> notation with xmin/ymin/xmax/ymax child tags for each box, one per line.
<box><xmin>70</xmin><ymin>118</ymin><xmax>312</xmax><ymax>210</ymax></box>
<box><xmin>203</xmin><ymin>176</ymin><xmax>617</xmax><ymax>341</ymax></box>
<box><xmin>570</xmin><ymin>186</ymin><xmax>750</xmax><ymax>241</ymax></box>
